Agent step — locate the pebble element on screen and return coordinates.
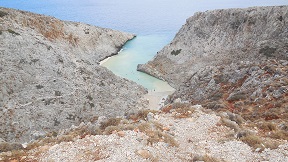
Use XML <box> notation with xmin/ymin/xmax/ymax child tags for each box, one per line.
<box><xmin>147</xmin><ymin>112</ymin><xmax>154</xmax><ymax>121</ymax></box>
<box><xmin>162</xmin><ymin>127</ymin><xmax>170</xmax><ymax>131</ymax></box>
<box><xmin>21</xmin><ymin>156</ymin><xmax>27</xmax><ymax>160</ymax></box>
<box><xmin>117</xmin><ymin>131</ymin><xmax>125</xmax><ymax>137</ymax></box>
<box><xmin>137</xmin><ymin>149</ymin><xmax>151</xmax><ymax>159</ymax></box>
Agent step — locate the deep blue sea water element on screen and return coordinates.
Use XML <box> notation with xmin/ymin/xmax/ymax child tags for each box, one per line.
<box><xmin>1</xmin><ymin>0</ymin><xmax>288</xmax><ymax>90</ymax></box>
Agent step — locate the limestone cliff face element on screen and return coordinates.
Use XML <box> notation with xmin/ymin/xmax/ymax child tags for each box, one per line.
<box><xmin>138</xmin><ymin>6</ymin><xmax>288</xmax><ymax>86</ymax></box>
<box><xmin>0</xmin><ymin>8</ymin><xmax>147</xmax><ymax>142</ymax></box>
<box><xmin>139</xmin><ymin>6</ymin><xmax>288</xmax><ymax>122</ymax></box>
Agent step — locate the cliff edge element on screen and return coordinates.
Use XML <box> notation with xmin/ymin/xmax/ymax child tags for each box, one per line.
<box><xmin>0</xmin><ymin>7</ymin><xmax>148</xmax><ymax>143</ymax></box>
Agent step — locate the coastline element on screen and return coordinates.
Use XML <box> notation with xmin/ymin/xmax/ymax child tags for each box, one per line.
<box><xmin>144</xmin><ymin>90</ymin><xmax>175</xmax><ymax>110</ymax></box>
<box><xmin>99</xmin><ymin>57</ymin><xmax>111</xmax><ymax>65</ymax></box>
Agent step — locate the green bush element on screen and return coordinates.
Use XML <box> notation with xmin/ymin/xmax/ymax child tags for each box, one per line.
<box><xmin>171</xmin><ymin>49</ymin><xmax>182</xmax><ymax>56</ymax></box>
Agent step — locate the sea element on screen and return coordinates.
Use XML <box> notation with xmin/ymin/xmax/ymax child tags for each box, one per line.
<box><xmin>1</xmin><ymin>0</ymin><xmax>288</xmax><ymax>91</ymax></box>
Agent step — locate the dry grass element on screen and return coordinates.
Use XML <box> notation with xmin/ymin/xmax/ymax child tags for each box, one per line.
<box><xmin>21</xmin><ymin>16</ymin><xmax>79</xmax><ymax>45</ymax></box>
<box><xmin>103</xmin><ymin>126</ymin><xmax>121</xmax><ymax>135</ymax></box>
<box><xmin>270</xmin><ymin>130</ymin><xmax>288</xmax><ymax>140</ymax></box>
<box><xmin>100</xmin><ymin>118</ymin><xmax>122</xmax><ymax>130</ymax></box>
<box><xmin>0</xmin><ymin>149</ymin><xmax>27</xmax><ymax>161</ymax></box>
<box><xmin>138</xmin><ymin>122</ymin><xmax>152</xmax><ymax>132</ymax></box>
<box><xmin>240</xmin><ymin>134</ymin><xmax>263</xmax><ymax>149</ymax></box>
<box><xmin>220</xmin><ymin>118</ymin><xmax>240</xmax><ymax>132</ymax></box>
<box><xmin>257</xmin><ymin>122</ymin><xmax>277</xmax><ymax>131</ymax></box>
<box><xmin>128</xmin><ymin>109</ymin><xmax>158</xmax><ymax>121</ymax></box>
<box><xmin>0</xmin><ymin>142</ymin><xmax>23</xmax><ymax>152</ymax></box>
<box><xmin>146</xmin><ymin>130</ymin><xmax>179</xmax><ymax>147</ymax></box>
<box><xmin>226</xmin><ymin>112</ymin><xmax>245</xmax><ymax>125</ymax></box>
<box><xmin>193</xmin><ymin>154</ymin><xmax>223</xmax><ymax>162</ymax></box>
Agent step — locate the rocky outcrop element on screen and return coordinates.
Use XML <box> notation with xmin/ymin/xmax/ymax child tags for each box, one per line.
<box><xmin>138</xmin><ymin>6</ymin><xmax>288</xmax><ymax>121</ymax></box>
<box><xmin>0</xmin><ymin>7</ymin><xmax>148</xmax><ymax>142</ymax></box>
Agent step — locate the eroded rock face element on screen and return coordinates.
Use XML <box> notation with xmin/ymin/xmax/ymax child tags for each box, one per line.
<box><xmin>139</xmin><ymin>6</ymin><xmax>288</xmax><ymax>121</ymax></box>
<box><xmin>0</xmin><ymin>8</ymin><xmax>148</xmax><ymax>142</ymax></box>
<box><xmin>138</xmin><ymin>6</ymin><xmax>288</xmax><ymax>86</ymax></box>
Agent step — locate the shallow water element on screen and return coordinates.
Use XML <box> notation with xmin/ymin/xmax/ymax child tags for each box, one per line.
<box><xmin>2</xmin><ymin>0</ymin><xmax>288</xmax><ymax>91</ymax></box>
<box><xmin>101</xmin><ymin>35</ymin><xmax>175</xmax><ymax>91</ymax></box>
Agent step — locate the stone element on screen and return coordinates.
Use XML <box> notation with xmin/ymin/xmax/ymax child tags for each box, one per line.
<box><xmin>162</xmin><ymin>127</ymin><xmax>170</xmax><ymax>131</ymax></box>
<box><xmin>137</xmin><ymin>149</ymin><xmax>151</xmax><ymax>159</ymax></box>
<box><xmin>174</xmin><ymin>98</ymin><xmax>181</xmax><ymax>103</ymax></box>
<box><xmin>117</xmin><ymin>131</ymin><xmax>125</xmax><ymax>137</ymax></box>
<box><xmin>147</xmin><ymin>112</ymin><xmax>154</xmax><ymax>121</ymax></box>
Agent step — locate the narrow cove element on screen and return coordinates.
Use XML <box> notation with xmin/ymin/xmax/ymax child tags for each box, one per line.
<box><xmin>100</xmin><ymin>35</ymin><xmax>175</xmax><ymax>109</ymax></box>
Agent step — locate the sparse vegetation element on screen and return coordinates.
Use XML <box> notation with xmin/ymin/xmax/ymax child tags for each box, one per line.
<box><xmin>7</xmin><ymin>29</ymin><xmax>20</xmax><ymax>35</ymax></box>
<box><xmin>240</xmin><ymin>134</ymin><xmax>262</xmax><ymax>149</ymax></box>
<box><xmin>171</xmin><ymin>49</ymin><xmax>182</xmax><ymax>56</ymax></box>
<box><xmin>162</xmin><ymin>103</ymin><xmax>195</xmax><ymax>118</ymax></box>
<box><xmin>0</xmin><ymin>11</ymin><xmax>8</xmax><ymax>17</ymax></box>
<box><xmin>36</xmin><ymin>84</ymin><xmax>44</xmax><ymax>89</ymax></box>
<box><xmin>270</xmin><ymin>130</ymin><xmax>288</xmax><ymax>140</ymax></box>
<box><xmin>100</xmin><ymin>118</ymin><xmax>122</xmax><ymax>130</ymax></box>
<box><xmin>127</xmin><ymin>109</ymin><xmax>158</xmax><ymax>121</ymax></box>
<box><xmin>257</xmin><ymin>122</ymin><xmax>276</xmax><ymax>131</ymax></box>
<box><xmin>0</xmin><ymin>142</ymin><xmax>23</xmax><ymax>152</ymax></box>
<box><xmin>259</xmin><ymin>46</ymin><xmax>277</xmax><ymax>57</ymax></box>
<box><xmin>192</xmin><ymin>154</ymin><xmax>223</xmax><ymax>162</ymax></box>
<box><xmin>55</xmin><ymin>90</ymin><xmax>61</xmax><ymax>96</ymax></box>
<box><xmin>220</xmin><ymin>118</ymin><xmax>240</xmax><ymax>132</ymax></box>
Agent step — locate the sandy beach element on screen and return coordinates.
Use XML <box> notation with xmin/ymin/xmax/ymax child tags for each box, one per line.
<box><xmin>144</xmin><ymin>90</ymin><xmax>175</xmax><ymax>110</ymax></box>
<box><xmin>99</xmin><ymin>57</ymin><xmax>111</xmax><ymax>65</ymax></box>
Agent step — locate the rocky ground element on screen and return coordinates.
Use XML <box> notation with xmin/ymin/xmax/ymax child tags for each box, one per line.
<box><xmin>0</xmin><ymin>7</ymin><xmax>148</xmax><ymax>143</ymax></box>
<box><xmin>1</xmin><ymin>103</ymin><xmax>288</xmax><ymax>161</ymax></box>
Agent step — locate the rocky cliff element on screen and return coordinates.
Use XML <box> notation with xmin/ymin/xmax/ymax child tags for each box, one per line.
<box><xmin>138</xmin><ymin>6</ymin><xmax>288</xmax><ymax>123</ymax></box>
<box><xmin>0</xmin><ymin>7</ymin><xmax>148</xmax><ymax>143</ymax></box>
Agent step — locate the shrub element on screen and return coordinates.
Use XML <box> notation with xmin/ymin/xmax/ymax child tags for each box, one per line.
<box><xmin>103</xmin><ymin>126</ymin><xmax>121</xmax><ymax>135</ymax></box>
<box><xmin>240</xmin><ymin>134</ymin><xmax>263</xmax><ymax>149</ymax></box>
<box><xmin>171</xmin><ymin>49</ymin><xmax>182</xmax><ymax>56</ymax></box>
<box><xmin>0</xmin><ymin>142</ymin><xmax>23</xmax><ymax>152</ymax></box>
<box><xmin>270</xmin><ymin>130</ymin><xmax>288</xmax><ymax>140</ymax></box>
<box><xmin>171</xmin><ymin>103</ymin><xmax>195</xmax><ymax>118</ymax></box>
<box><xmin>146</xmin><ymin>130</ymin><xmax>178</xmax><ymax>147</ymax></box>
<box><xmin>138</xmin><ymin>122</ymin><xmax>152</xmax><ymax>132</ymax></box>
<box><xmin>226</xmin><ymin>112</ymin><xmax>245</xmax><ymax>125</ymax></box>
<box><xmin>36</xmin><ymin>85</ymin><xmax>44</xmax><ymax>89</ymax></box>
<box><xmin>7</xmin><ymin>29</ymin><xmax>20</xmax><ymax>35</ymax></box>
<box><xmin>192</xmin><ymin>154</ymin><xmax>222</xmax><ymax>162</ymax></box>
<box><xmin>100</xmin><ymin>118</ymin><xmax>121</xmax><ymax>130</ymax></box>
<box><xmin>128</xmin><ymin>109</ymin><xmax>158</xmax><ymax>121</ymax></box>
<box><xmin>0</xmin><ymin>11</ymin><xmax>8</xmax><ymax>17</ymax></box>
<box><xmin>257</xmin><ymin>122</ymin><xmax>276</xmax><ymax>131</ymax></box>
<box><xmin>259</xmin><ymin>46</ymin><xmax>277</xmax><ymax>57</ymax></box>
<box><xmin>220</xmin><ymin>118</ymin><xmax>240</xmax><ymax>132</ymax></box>
<box><xmin>0</xmin><ymin>30</ymin><xmax>2</xmax><ymax>35</ymax></box>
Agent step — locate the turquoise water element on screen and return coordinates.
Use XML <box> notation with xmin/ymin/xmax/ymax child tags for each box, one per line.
<box><xmin>101</xmin><ymin>35</ymin><xmax>174</xmax><ymax>91</ymax></box>
<box><xmin>1</xmin><ymin>0</ymin><xmax>288</xmax><ymax>90</ymax></box>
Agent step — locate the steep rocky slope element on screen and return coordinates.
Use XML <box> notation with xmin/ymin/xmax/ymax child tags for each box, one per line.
<box><xmin>0</xmin><ymin>7</ymin><xmax>148</xmax><ymax>143</ymax></box>
<box><xmin>138</xmin><ymin>6</ymin><xmax>288</xmax><ymax>123</ymax></box>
